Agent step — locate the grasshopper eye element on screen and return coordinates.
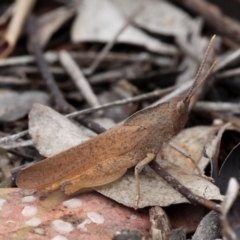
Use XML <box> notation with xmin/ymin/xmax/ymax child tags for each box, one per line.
<box><xmin>176</xmin><ymin>100</ymin><xmax>185</xmax><ymax>116</ymax></box>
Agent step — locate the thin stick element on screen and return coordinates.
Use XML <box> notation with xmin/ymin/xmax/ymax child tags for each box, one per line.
<box><xmin>66</xmin><ymin>87</ymin><xmax>174</xmax><ymax>118</ymax></box>
<box><xmin>27</xmin><ymin>15</ymin><xmax>72</xmax><ymax>113</ymax></box>
<box><xmin>86</xmin><ymin>4</ymin><xmax>144</xmax><ymax>75</ymax></box>
<box><xmin>59</xmin><ymin>50</ymin><xmax>101</xmax><ymax>108</ymax></box>
<box><xmin>149</xmin><ymin>160</ymin><xmax>221</xmax><ymax>213</ymax></box>
<box><xmin>0</xmin><ymin>0</ymin><xmax>36</xmax><ymax>58</ymax></box>
<box><xmin>0</xmin><ymin>130</ymin><xmax>29</xmax><ymax>145</ymax></box>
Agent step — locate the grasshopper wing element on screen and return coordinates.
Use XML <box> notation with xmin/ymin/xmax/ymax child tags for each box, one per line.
<box><xmin>17</xmin><ymin>124</ymin><xmax>148</xmax><ymax>191</ymax></box>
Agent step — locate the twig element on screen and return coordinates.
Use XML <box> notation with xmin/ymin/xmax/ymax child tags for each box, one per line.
<box><xmin>0</xmin><ymin>0</ymin><xmax>36</xmax><ymax>58</ymax></box>
<box><xmin>149</xmin><ymin>159</ymin><xmax>221</xmax><ymax>213</ymax></box>
<box><xmin>59</xmin><ymin>50</ymin><xmax>101</xmax><ymax>108</ymax></box>
<box><xmin>66</xmin><ymin>87</ymin><xmax>174</xmax><ymax>118</ymax></box>
<box><xmin>2</xmin><ymin>140</ymin><xmax>33</xmax><ymax>149</ymax></box>
<box><xmin>86</xmin><ymin>3</ymin><xmax>144</xmax><ymax>75</ymax></box>
<box><xmin>195</xmin><ymin>101</ymin><xmax>240</xmax><ymax>113</ymax></box>
<box><xmin>7</xmin><ymin>149</ymin><xmax>35</xmax><ymax>161</ymax></box>
<box><xmin>0</xmin><ymin>130</ymin><xmax>28</xmax><ymax>145</ymax></box>
<box><xmin>27</xmin><ymin>15</ymin><xmax>73</xmax><ymax>113</ymax></box>
<box><xmin>216</xmin><ymin>67</ymin><xmax>240</xmax><ymax>79</ymax></box>
<box><xmin>172</xmin><ymin>0</ymin><xmax>240</xmax><ymax>45</ymax></box>
<box><xmin>26</xmin><ymin>15</ymin><xmax>106</xmax><ymax>134</ymax></box>
<box><xmin>0</xmin><ymin>51</ymin><xmax>172</xmax><ymax>68</ymax></box>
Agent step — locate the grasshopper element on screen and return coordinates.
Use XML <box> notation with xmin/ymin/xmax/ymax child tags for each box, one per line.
<box><xmin>17</xmin><ymin>36</ymin><xmax>216</xmax><ymax>207</ymax></box>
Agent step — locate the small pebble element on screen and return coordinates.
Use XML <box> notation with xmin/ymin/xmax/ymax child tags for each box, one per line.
<box><xmin>34</xmin><ymin>228</ymin><xmax>45</xmax><ymax>235</ymax></box>
<box><xmin>51</xmin><ymin>235</ymin><xmax>68</xmax><ymax>240</ymax></box>
<box><xmin>77</xmin><ymin>219</ymin><xmax>92</xmax><ymax>231</ymax></box>
<box><xmin>87</xmin><ymin>212</ymin><xmax>104</xmax><ymax>224</ymax></box>
<box><xmin>51</xmin><ymin>219</ymin><xmax>74</xmax><ymax>234</ymax></box>
<box><xmin>62</xmin><ymin>198</ymin><xmax>82</xmax><ymax>208</ymax></box>
<box><xmin>0</xmin><ymin>199</ymin><xmax>6</xmax><ymax>210</ymax></box>
<box><xmin>130</xmin><ymin>214</ymin><xmax>137</xmax><ymax>220</ymax></box>
<box><xmin>22</xmin><ymin>196</ymin><xmax>36</xmax><ymax>203</ymax></box>
<box><xmin>22</xmin><ymin>206</ymin><xmax>37</xmax><ymax>217</ymax></box>
<box><xmin>25</xmin><ymin>217</ymin><xmax>41</xmax><ymax>227</ymax></box>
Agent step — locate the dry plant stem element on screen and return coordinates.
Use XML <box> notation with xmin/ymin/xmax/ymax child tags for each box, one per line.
<box><xmin>0</xmin><ymin>0</ymin><xmax>36</xmax><ymax>58</ymax></box>
<box><xmin>0</xmin><ymin>51</ymin><xmax>171</xmax><ymax>67</ymax></box>
<box><xmin>2</xmin><ymin>140</ymin><xmax>33</xmax><ymax>149</ymax></box>
<box><xmin>86</xmin><ymin>4</ymin><xmax>144</xmax><ymax>75</ymax></box>
<box><xmin>27</xmin><ymin>16</ymin><xmax>72</xmax><ymax>113</ymax></box>
<box><xmin>216</xmin><ymin>67</ymin><xmax>240</xmax><ymax>79</ymax></box>
<box><xmin>195</xmin><ymin>101</ymin><xmax>240</xmax><ymax>113</ymax></box>
<box><xmin>7</xmin><ymin>149</ymin><xmax>35</xmax><ymax>161</ymax></box>
<box><xmin>149</xmin><ymin>160</ymin><xmax>221</xmax><ymax>213</ymax></box>
<box><xmin>172</xmin><ymin>0</ymin><xmax>240</xmax><ymax>45</ymax></box>
<box><xmin>26</xmin><ymin>15</ymin><xmax>106</xmax><ymax>134</ymax></box>
<box><xmin>66</xmin><ymin>87</ymin><xmax>174</xmax><ymax>118</ymax></box>
<box><xmin>59</xmin><ymin>51</ymin><xmax>101</xmax><ymax>108</ymax></box>
<box><xmin>197</xmin><ymin>110</ymin><xmax>240</xmax><ymax>129</ymax></box>
<box><xmin>0</xmin><ymin>130</ymin><xmax>28</xmax><ymax>145</ymax></box>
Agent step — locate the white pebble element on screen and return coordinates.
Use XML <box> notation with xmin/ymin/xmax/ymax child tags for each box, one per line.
<box><xmin>25</xmin><ymin>217</ymin><xmax>41</xmax><ymax>227</ymax></box>
<box><xmin>22</xmin><ymin>206</ymin><xmax>37</xmax><ymax>217</ymax></box>
<box><xmin>87</xmin><ymin>212</ymin><xmax>104</xmax><ymax>224</ymax></box>
<box><xmin>51</xmin><ymin>235</ymin><xmax>68</xmax><ymax>240</ymax></box>
<box><xmin>51</xmin><ymin>219</ymin><xmax>74</xmax><ymax>234</ymax></box>
<box><xmin>34</xmin><ymin>228</ymin><xmax>45</xmax><ymax>235</ymax></box>
<box><xmin>62</xmin><ymin>198</ymin><xmax>82</xmax><ymax>208</ymax></box>
<box><xmin>22</xmin><ymin>196</ymin><xmax>36</xmax><ymax>203</ymax></box>
<box><xmin>0</xmin><ymin>199</ymin><xmax>6</xmax><ymax>210</ymax></box>
<box><xmin>77</xmin><ymin>219</ymin><xmax>92</xmax><ymax>231</ymax></box>
<box><xmin>130</xmin><ymin>214</ymin><xmax>137</xmax><ymax>220</ymax></box>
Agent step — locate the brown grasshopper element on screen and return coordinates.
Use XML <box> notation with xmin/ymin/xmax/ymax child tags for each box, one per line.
<box><xmin>17</xmin><ymin>36</ymin><xmax>216</xmax><ymax>207</ymax></box>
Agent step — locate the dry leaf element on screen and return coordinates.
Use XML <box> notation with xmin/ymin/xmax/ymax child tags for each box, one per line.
<box><xmin>113</xmin><ymin>0</ymin><xmax>199</xmax><ymax>37</ymax></box>
<box><xmin>71</xmin><ymin>0</ymin><xmax>177</xmax><ymax>54</ymax></box>
<box><xmin>0</xmin><ymin>90</ymin><xmax>49</xmax><ymax>122</ymax></box>
<box><xmin>37</xmin><ymin>7</ymin><xmax>75</xmax><ymax>48</ymax></box>
<box><xmin>161</xmin><ymin>126</ymin><xmax>220</xmax><ymax>172</ymax></box>
<box><xmin>29</xmin><ymin>104</ymin><xmax>89</xmax><ymax>157</ymax></box>
<box><xmin>96</xmin><ymin>160</ymin><xmax>223</xmax><ymax>208</ymax></box>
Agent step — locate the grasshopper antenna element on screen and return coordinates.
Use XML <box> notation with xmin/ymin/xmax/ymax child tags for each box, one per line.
<box><xmin>185</xmin><ymin>35</ymin><xmax>216</xmax><ymax>102</ymax></box>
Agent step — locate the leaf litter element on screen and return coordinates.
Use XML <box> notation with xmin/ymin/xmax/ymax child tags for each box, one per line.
<box><xmin>1</xmin><ymin>0</ymin><xmax>240</xmax><ymax>239</ymax></box>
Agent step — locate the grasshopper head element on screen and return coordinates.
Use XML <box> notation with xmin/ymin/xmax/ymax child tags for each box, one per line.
<box><xmin>169</xmin><ymin>96</ymin><xmax>190</xmax><ymax>135</ymax></box>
